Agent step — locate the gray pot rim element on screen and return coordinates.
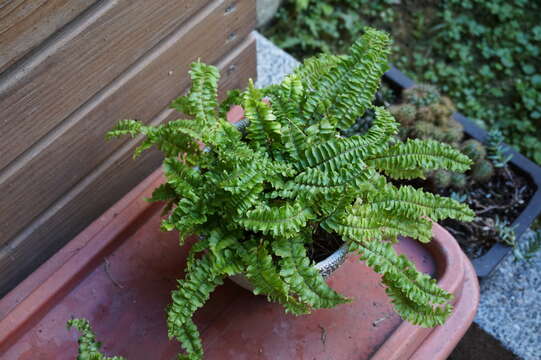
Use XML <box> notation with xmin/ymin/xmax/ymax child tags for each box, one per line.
<box><xmin>313</xmin><ymin>242</ymin><xmax>349</xmax><ymax>278</ymax></box>
<box><xmin>229</xmin><ymin>242</ymin><xmax>349</xmax><ymax>291</ymax></box>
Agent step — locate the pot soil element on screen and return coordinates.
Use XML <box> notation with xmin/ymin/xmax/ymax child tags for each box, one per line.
<box><xmin>381</xmin><ymin>66</ymin><xmax>541</xmax><ymax>277</ymax></box>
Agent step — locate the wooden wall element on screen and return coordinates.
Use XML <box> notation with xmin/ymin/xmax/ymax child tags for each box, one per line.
<box><xmin>0</xmin><ymin>0</ymin><xmax>257</xmax><ymax>296</ymax></box>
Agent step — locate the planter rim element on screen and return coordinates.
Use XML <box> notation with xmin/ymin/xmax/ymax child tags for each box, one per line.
<box><xmin>313</xmin><ymin>243</ymin><xmax>348</xmax><ymax>274</ymax></box>
<box><xmin>384</xmin><ymin>65</ymin><xmax>541</xmax><ymax>277</ymax></box>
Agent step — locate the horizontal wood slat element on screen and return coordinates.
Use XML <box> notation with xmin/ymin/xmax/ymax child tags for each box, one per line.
<box><xmin>0</xmin><ymin>0</ymin><xmax>255</xmax><ymax>244</ymax></box>
<box><xmin>0</xmin><ymin>0</ymin><xmax>215</xmax><ymax>170</ymax></box>
<box><xmin>0</xmin><ymin>35</ymin><xmax>257</xmax><ymax>296</ymax></box>
<box><xmin>0</xmin><ymin>0</ymin><xmax>96</xmax><ymax>72</ymax></box>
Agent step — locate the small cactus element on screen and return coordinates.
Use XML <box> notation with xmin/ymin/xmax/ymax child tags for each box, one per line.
<box><xmin>411</xmin><ymin>121</ymin><xmax>436</xmax><ymax>140</ymax></box>
<box><xmin>440</xmin><ymin>96</ymin><xmax>456</xmax><ymax>114</ymax></box>
<box><xmin>402</xmin><ymin>84</ymin><xmax>441</xmax><ymax>107</ymax></box>
<box><xmin>450</xmin><ymin>173</ymin><xmax>467</xmax><ymax>189</ymax></box>
<box><xmin>471</xmin><ymin>159</ymin><xmax>494</xmax><ymax>183</ymax></box>
<box><xmin>461</xmin><ymin>139</ymin><xmax>486</xmax><ymax>162</ymax></box>
<box><xmin>430</xmin><ymin>103</ymin><xmax>453</xmax><ymax>126</ymax></box>
<box><xmin>441</xmin><ymin>119</ymin><xmax>464</xmax><ymax>143</ymax></box>
<box><xmin>417</xmin><ymin>106</ymin><xmax>437</xmax><ymax>123</ymax></box>
<box><xmin>431</xmin><ymin>170</ymin><xmax>452</xmax><ymax>189</ymax></box>
<box><xmin>389</xmin><ymin>104</ymin><xmax>416</xmax><ymax>126</ymax></box>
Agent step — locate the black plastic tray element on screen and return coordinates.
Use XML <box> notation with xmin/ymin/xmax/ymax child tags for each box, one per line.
<box><xmin>384</xmin><ymin>66</ymin><xmax>541</xmax><ymax>277</ymax></box>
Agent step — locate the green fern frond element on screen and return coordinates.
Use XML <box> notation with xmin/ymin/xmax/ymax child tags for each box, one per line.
<box><xmin>268</xmin><ymin>74</ymin><xmax>305</xmax><ymax>129</ymax></box>
<box><xmin>290</xmin><ymin>164</ymin><xmax>375</xmax><ymax>196</ymax></box>
<box><xmin>273</xmin><ymin>237</ymin><xmax>349</xmax><ymax>308</ymax></box>
<box><xmin>293</xmin><ymin>53</ymin><xmax>343</xmax><ymax>92</ymax></box>
<box><xmin>240</xmin><ymin>240</ymin><xmax>309</xmax><ymax>314</ymax></box>
<box><xmin>366</xmin><ymin>138</ymin><xmax>472</xmax><ymax>177</ymax></box>
<box><xmin>360</xmin><ymin>107</ymin><xmax>400</xmax><ymax>149</ymax></box>
<box><xmin>237</xmin><ymin>201</ymin><xmax>315</xmax><ymax>237</ymax></box>
<box><xmin>163</xmin><ymin>158</ymin><xmax>201</xmax><ymax>200</ymax></box>
<box><xmin>348</xmin><ymin>239</ymin><xmax>453</xmax><ymax>327</ymax></box>
<box><xmin>174</xmin><ymin>320</ymin><xmax>203</xmax><ymax>360</ymax></box>
<box><xmin>282</xmin><ymin>123</ymin><xmax>309</xmax><ymax>162</ymax></box>
<box><xmin>300</xmin><ymin>136</ymin><xmax>369</xmax><ymax>172</ymax></box>
<box><xmin>302</xmin><ymin>29</ymin><xmax>391</xmax><ymax>129</ymax></box>
<box><xmin>323</xmin><ymin>202</ymin><xmax>434</xmax><ymax>243</ymax></box>
<box><xmin>164</xmin><ymin>119</ymin><xmax>206</xmax><ymax>142</ymax></box>
<box><xmin>67</xmin><ymin>318</ymin><xmax>125</xmax><ymax>360</ymax></box>
<box><xmin>365</xmin><ymin>184</ymin><xmax>475</xmax><ymax>222</ymax></box>
<box><xmin>385</xmin><ymin>286</ymin><xmax>453</xmax><ymax>327</ymax></box>
<box><xmin>243</xmin><ymin>81</ymin><xmax>282</xmax><ymax>149</ymax></box>
<box><xmin>167</xmin><ymin>253</ymin><xmax>229</xmax><ymax>360</ymax></box>
<box><xmin>105</xmin><ymin>119</ymin><xmax>143</xmax><ymax>140</ymax></box>
<box><xmin>171</xmin><ymin>61</ymin><xmax>220</xmax><ymax>128</ymax></box>
<box><xmin>147</xmin><ymin>183</ymin><xmax>177</xmax><ymax>203</ymax></box>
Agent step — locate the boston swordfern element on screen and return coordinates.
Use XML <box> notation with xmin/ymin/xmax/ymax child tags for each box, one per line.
<box><xmin>69</xmin><ymin>28</ymin><xmax>474</xmax><ymax>360</ymax></box>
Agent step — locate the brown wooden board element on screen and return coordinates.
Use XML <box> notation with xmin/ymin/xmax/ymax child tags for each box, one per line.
<box><xmin>0</xmin><ymin>0</ymin><xmax>216</xmax><ymax>170</ymax></box>
<box><xmin>0</xmin><ymin>0</ymin><xmax>255</xmax><ymax>245</ymax></box>
<box><xmin>0</xmin><ymin>0</ymin><xmax>96</xmax><ymax>72</ymax></box>
<box><xmin>0</xmin><ymin>35</ymin><xmax>257</xmax><ymax>296</ymax></box>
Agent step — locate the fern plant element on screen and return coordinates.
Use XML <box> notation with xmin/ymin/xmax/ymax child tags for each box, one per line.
<box><xmin>90</xmin><ymin>28</ymin><xmax>475</xmax><ymax>359</ymax></box>
<box><xmin>67</xmin><ymin>319</ymin><xmax>125</xmax><ymax>360</ymax></box>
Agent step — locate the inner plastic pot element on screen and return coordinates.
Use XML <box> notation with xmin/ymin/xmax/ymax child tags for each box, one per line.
<box><xmin>230</xmin><ymin>243</ymin><xmax>349</xmax><ymax>291</ymax></box>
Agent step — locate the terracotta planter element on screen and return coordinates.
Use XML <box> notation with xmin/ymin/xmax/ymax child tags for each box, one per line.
<box><xmin>0</xmin><ymin>111</ymin><xmax>479</xmax><ymax>359</ymax></box>
<box><xmin>384</xmin><ymin>66</ymin><xmax>541</xmax><ymax>277</ymax></box>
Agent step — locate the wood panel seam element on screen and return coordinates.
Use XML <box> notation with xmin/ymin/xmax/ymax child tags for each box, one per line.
<box><xmin>0</xmin><ymin>0</ymin><xmax>224</xmax><ymax>183</ymax></box>
<box><xmin>0</xmin><ymin>34</ymin><xmax>255</xmax><ymax>257</ymax></box>
<box><xmin>0</xmin><ymin>0</ymin><xmax>116</xmax><ymax>91</ymax></box>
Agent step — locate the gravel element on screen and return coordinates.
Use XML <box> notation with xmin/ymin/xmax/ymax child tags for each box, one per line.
<box><xmin>475</xmin><ymin>229</ymin><xmax>541</xmax><ymax>360</ymax></box>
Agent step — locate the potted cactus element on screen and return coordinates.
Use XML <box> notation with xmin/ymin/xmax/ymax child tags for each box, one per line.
<box><xmin>68</xmin><ymin>28</ymin><xmax>474</xmax><ymax>359</ymax></box>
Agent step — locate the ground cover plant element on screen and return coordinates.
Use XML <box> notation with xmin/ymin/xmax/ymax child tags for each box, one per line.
<box><xmin>264</xmin><ymin>0</ymin><xmax>541</xmax><ymax>164</ymax></box>
<box><xmin>68</xmin><ymin>29</ymin><xmax>474</xmax><ymax>359</ymax></box>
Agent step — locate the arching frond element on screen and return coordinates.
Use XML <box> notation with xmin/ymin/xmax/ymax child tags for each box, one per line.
<box><xmin>348</xmin><ymin>239</ymin><xmax>452</xmax><ymax>327</ymax></box>
<box><xmin>366</xmin><ymin>138</ymin><xmax>472</xmax><ymax>177</ymax></box>
<box><xmin>237</xmin><ymin>201</ymin><xmax>315</xmax><ymax>237</ymax></box>
<box><xmin>302</xmin><ymin>29</ymin><xmax>391</xmax><ymax>129</ymax></box>
<box><xmin>272</xmin><ymin>237</ymin><xmax>349</xmax><ymax>308</ymax></box>
<box><xmin>243</xmin><ymin>81</ymin><xmax>282</xmax><ymax>149</ymax></box>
